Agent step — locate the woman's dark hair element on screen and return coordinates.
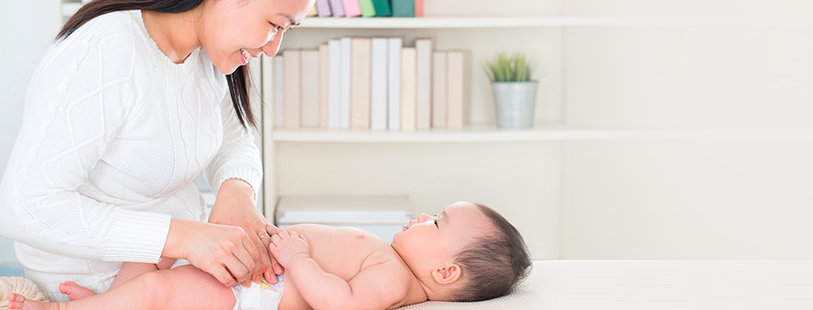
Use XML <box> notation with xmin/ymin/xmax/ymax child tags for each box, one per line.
<box><xmin>58</xmin><ymin>0</ymin><xmax>257</xmax><ymax>129</ymax></box>
<box><xmin>452</xmin><ymin>203</ymin><xmax>532</xmax><ymax>302</ymax></box>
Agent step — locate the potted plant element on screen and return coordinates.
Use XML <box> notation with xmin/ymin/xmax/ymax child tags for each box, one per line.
<box><xmin>483</xmin><ymin>51</ymin><xmax>539</xmax><ymax>129</ymax></box>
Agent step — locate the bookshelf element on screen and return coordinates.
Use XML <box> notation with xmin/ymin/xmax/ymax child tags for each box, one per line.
<box><xmin>57</xmin><ymin>0</ymin><xmax>813</xmax><ymax>261</ymax></box>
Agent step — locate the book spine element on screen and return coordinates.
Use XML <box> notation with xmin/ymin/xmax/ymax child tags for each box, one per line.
<box><xmin>432</xmin><ymin>51</ymin><xmax>447</xmax><ymax>129</ymax></box>
<box><xmin>358</xmin><ymin>0</ymin><xmax>377</xmax><ymax>17</ymax></box>
<box><xmin>300</xmin><ymin>50</ymin><xmax>320</xmax><ymax>128</ymax></box>
<box><xmin>315</xmin><ymin>0</ymin><xmax>332</xmax><ymax>17</ymax></box>
<box><xmin>328</xmin><ymin>0</ymin><xmax>345</xmax><ymax>17</ymax></box>
<box><xmin>447</xmin><ymin>51</ymin><xmax>465</xmax><ymax>129</ymax></box>
<box><xmin>415</xmin><ymin>38</ymin><xmax>433</xmax><ymax>130</ymax></box>
<box><xmin>274</xmin><ymin>56</ymin><xmax>285</xmax><ymax>128</ymax></box>
<box><xmin>391</xmin><ymin>0</ymin><xmax>415</xmax><ymax>17</ymax></box>
<box><xmin>350</xmin><ymin>38</ymin><xmax>372</xmax><ymax>130</ymax></box>
<box><xmin>341</xmin><ymin>0</ymin><xmax>362</xmax><ymax>17</ymax></box>
<box><xmin>261</xmin><ymin>54</ymin><xmax>275</xmax><ymax>128</ymax></box>
<box><xmin>340</xmin><ymin>37</ymin><xmax>352</xmax><ymax>129</ymax></box>
<box><xmin>319</xmin><ymin>44</ymin><xmax>330</xmax><ymax>128</ymax></box>
<box><xmin>371</xmin><ymin>0</ymin><xmax>392</xmax><ymax>17</ymax></box>
<box><xmin>387</xmin><ymin>38</ymin><xmax>402</xmax><ymax>131</ymax></box>
<box><xmin>307</xmin><ymin>6</ymin><xmax>318</xmax><ymax>17</ymax></box>
<box><xmin>415</xmin><ymin>0</ymin><xmax>423</xmax><ymax>17</ymax></box>
<box><xmin>370</xmin><ymin>38</ymin><xmax>388</xmax><ymax>131</ymax></box>
<box><xmin>328</xmin><ymin>39</ymin><xmax>342</xmax><ymax>129</ymax></box>
<box><xmin>400</xmin><ymin>47</ymin><xmax>417</xmax><ymax>131</ymax></box>
<box><xmin>283</xmin><ymin>50</ymin><xmax>301</xmax><ymax>129</ymax></box>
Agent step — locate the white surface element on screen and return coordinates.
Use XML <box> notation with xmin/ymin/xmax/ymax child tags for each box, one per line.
<box><xmin>276</xmin><ymin>196</ymin><xmax>412</xmax><ymax>224</ymax></box>
<box><xmin>399</xmin><ymin>260</ymin><xmax>813</xmax><ymax>310</ymax></box>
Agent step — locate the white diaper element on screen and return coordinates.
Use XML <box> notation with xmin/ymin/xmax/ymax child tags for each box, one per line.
<box><xmin>231</xmin><ymin>274</ymin><xmax>285</xmax><ymax>310</ymax></box>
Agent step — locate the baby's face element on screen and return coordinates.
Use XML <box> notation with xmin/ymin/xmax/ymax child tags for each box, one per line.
<box><xmin>391</xmin><ymin>201</ymin><xmax>493</xmax><ymax>273</ymax></box>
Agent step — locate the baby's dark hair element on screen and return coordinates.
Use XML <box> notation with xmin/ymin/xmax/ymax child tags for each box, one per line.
<box><xmin>452</xmin><ymin>203</ymin><xmax>532</xmax><ymax>302</ymax></box>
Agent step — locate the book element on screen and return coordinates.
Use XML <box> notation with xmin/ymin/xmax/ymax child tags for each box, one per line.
<box><xmin>358</xmin><ymin>0</ymin><xmax>376</xmax><ymax>17</ymax></box>
<box><xmin>340</xmin><ymin>37</ymin><xmax>352</xmax><ymax>129</ymax></box>
<box><xmin>274</xmin><ymin>56</ymin><xmax>284</xmax><ymax>128</ymax></box>
<box><xmin>341</xmin><ymin>0</ymin><xmax>362</xmax><ymax>17</ymax></box>
<box><xmin>315</xmin><ymin>0</ymin><xmax>332</xmax><ymax>17</ymax></box>
<box><xmin>387</xmin><ymin>38</ymin><xmax>402</xmax><ymax>131</ymax></box>
<box><xmin>328</xmin><ymin>0</ymin><xmax>345</xmax><ymax>17</ymax></box>
<box><xmin>447</xmin><ymin>51</ymin><xmax>465</xmax><ymax>129</ymax></box>
<box><xmin>371</xmin><ymin>0</ymin><xmax>392</xmax><ymax>17</ymax></box>
<box><xmin>283</xmin><ymin>50</ymin><xmax>301</xmax><ymax>128</ymax></box>
<box><xmin>415</xmin><ymin>0</ymin><xmax>423</xmax><ymax>17</ymax></box>
<box><xmin>432</xmin><ymin>51</ymin><xmax>447</xmax><ymax>129</ymax></box>
<box><xmin>350</xmin><ymin>38</ymin><xmax>371</xmax><ymax>130</ymax></box>
<box><xmin>300</xmin><ymin>50</ymin><xmax>320</xmax><ymax>128</ymax></box>
<box><xmin>328</xmin><ymin>39</ymin><xmax>341</xmax><ymax>129</ymax></box>
<box><xmin>319</xmin><ymin>44</ymin><xmax>329</xmax><ymax>128</ymax></box>
<box><xmin>391</xmin><ymin>0</ymin><xmax>414</xmax><ymax>17</ymax></box>
<box><xmin>370</xmin><ymin>38</ymin><xmax>388</xmax><ymax>131</ymax></box>
<box><xmin>415</xmin><ymin>38</ymin><xmax>433</xmax><ymax>130</ymax></box>
<box><xmin>400</xmin><ymin>47</ymin><xmax>417</xmax><ymax>131</ymax></box>
<box><xmin>307</xmin><ymin>6</ymin><xmax>318</xmax><ymax>17</ymax></box>
<box><xmin>261</xmin><ymin>54</ymin><xmax>275</xmax><ymax>127</ymax></box>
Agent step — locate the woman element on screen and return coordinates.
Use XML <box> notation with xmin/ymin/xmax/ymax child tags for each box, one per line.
<box><xmin>0</xmin><ymin>0</ymin><xmax>313</xmax><ymax>302</ymax></box>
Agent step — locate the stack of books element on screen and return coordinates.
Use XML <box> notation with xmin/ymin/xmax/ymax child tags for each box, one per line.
<box><xmin>308</xmin><ymin>0</ymin><xmax>424</xmax><ymax>18</ymax></box>
<box><xmin>267</xmin><ymin>38</ymin><xmax>468</xmax><ymax>131</ymax></box>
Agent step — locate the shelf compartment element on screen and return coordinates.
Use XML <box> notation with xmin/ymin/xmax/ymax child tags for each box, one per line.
<box><xmin>270</xmin><ymin>123</ymin><xmax>813</xmax><ymax>143</ymax></box>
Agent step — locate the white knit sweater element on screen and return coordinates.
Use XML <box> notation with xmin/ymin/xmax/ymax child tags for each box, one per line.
<box><xmin>0</xmin><ymin>10</ymin><xmax>262</xmax><ymax>301</ymax></box>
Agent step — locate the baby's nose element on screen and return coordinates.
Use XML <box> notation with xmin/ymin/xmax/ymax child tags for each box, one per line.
<box><xmin>417</xmin><ymin>213</ymin><xmax>430</xmax><ymax>222</ymax></box>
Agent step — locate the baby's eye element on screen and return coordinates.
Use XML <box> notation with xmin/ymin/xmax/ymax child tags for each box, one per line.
<box><xmin>434</xmin><ymin>219</ymin><xmax>438</xmax><ymax>227</ymax></box>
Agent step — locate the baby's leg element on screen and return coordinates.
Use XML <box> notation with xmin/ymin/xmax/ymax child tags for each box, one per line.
<box><xmin>10</xmin><ymin>265</ymin><xmax>236</xmax><ymax>310</ymax></box>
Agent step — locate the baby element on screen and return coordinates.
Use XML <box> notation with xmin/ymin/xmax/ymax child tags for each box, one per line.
<box><xmin>9</xmin><ymin>201</ymin><xmax>532</xmax><ymax>310</ymax></box>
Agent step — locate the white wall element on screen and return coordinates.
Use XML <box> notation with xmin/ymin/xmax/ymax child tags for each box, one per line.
<box><xmin>0</xmin><ymin>1</ymin><xmax>58</xmax><ymax>264</ymax></box>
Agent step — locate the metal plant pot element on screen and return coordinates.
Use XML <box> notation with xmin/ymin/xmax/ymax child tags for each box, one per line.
<box><xmin>491</xmin><ymin>81</ymin><xmax>538</xmax><ymax>129</ymax></box>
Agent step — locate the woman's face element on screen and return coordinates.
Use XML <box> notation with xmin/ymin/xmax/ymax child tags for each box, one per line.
<box><xmin>199</xmin><ymin>0</ymin><xmax>313</xmax><ymax>74</ymax></box>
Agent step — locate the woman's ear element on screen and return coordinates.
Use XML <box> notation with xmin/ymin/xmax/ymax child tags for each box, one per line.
<box><xmin>432</xmin><ymin>264</ymin><xmax>462</xmax><ymax>285</ymax></box>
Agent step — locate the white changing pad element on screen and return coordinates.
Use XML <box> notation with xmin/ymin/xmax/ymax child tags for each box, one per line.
<box><xmin>399</xmin><ymin>260</ymin><xmax>813</xmax><ymax>310</ymax></box>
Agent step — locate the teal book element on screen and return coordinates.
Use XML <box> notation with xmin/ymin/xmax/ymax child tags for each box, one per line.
<box><xmin>358</xmin><ymin>0</ymin><xmax>377</xmax><ymax>17</ymax></box>
<box><xmin>371</xmin><ymin>0</ymin><xmax>392</xmax><ymax>17</ymax></box>
<box><xmin>391</xmin><ymin>0</ymin><xmax>414</xmax><ymax>17</ymax></box>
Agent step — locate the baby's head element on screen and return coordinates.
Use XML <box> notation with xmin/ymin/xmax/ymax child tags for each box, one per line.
<box><xmin>391</xmin><ymin>201</ymin><xmax>531</xmax><ymax>302</ymax></box>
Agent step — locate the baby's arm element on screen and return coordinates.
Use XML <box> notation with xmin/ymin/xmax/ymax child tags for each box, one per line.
<box><xmin>269</xmin><ymin>229</ymin><xmax>409</xmax><ymax>310</ymax></box>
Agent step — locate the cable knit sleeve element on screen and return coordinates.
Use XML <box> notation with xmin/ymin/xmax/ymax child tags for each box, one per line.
<box><xmin>203</xmin><ymin>94</ymin><xmax>263</xmax><ymax>198</ymax></box>
<box><xmin>0</xmin><ymin>29</ymin><xmax>169</xmax><ymax>263</ymax></box>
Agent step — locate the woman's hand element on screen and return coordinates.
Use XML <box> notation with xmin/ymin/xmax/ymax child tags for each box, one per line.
<box><xmin>207</xmin><ymin>178</ymin><xmax>283</xmax><ymax>284</ymax></box>
<box><xmin>163</xmin><ymin>219</ymin><xmax>259</xmax><ymax>287</ymax></box>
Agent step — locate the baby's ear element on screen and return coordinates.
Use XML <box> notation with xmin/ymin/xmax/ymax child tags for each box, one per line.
<box><xmin>432</xmin><ymin>264</ymin><xmax>461</xmax><ymax>285</ymax></box>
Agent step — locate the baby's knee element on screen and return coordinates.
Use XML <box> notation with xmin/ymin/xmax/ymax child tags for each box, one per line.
<box><xmin>136</xmin><ymin>271</ymin><xmax>173</xmax><ymax>308</ymax></box>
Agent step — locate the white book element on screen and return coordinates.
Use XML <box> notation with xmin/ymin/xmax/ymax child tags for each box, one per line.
<box><xmin>318</xmin><ymin>44</ymin><xmax>329</xmax><ymax>128</ymax></box>
<box><xmin>340</xmin><ymin>37</ymin><xmax>352</xmax><ymax>130</ymax></box>
<box><xmin>283</xmin><ymin>50</ymin><xmax>300</xmax><ymax>129</ymax></box>
<box><xmin>401</xmin><ymin>47</ymin><xmax>417</xmax><ymax>131</ymax></box>
<box><xmin>328</xmin><ymin>39</ymin><xmax>341</xmax><ymax>129</ymax></box>
<box><xmin>387</xmin><ymin>38</ymin><xmax>402</xmax><ymax>131</ymax></box>
<box><xmin>350</xmin><ymin>38</ymin><xmax>371</xmax><ymax>130</ymax></box>
<box><xmin>274</xmin><ymin>56</ymin><xmax>284</xmax><ymax>128</ymax></box>
<box><xmin>447</xmin><ymin>51</ymin><xmax>465</xmax><ymax>129</ymax></box>
<box><xmin>261</xmin><ymin>54</ymin><xmax>275</xmax><ymax>131</ymax></box>
<box><xmin>370</xmin><ymin>38</ymin><xmax>388</xmax><ymax>131</ymax></box>
<box><xmin>432</xmin><ymin>51</ymin><xmax>447</xmax><ymax>129</ymax></box>
<box><xmin>300</xmin><ymin>50</ymin><xmax>320</xmax><ymax>128</ymax></box>
<box><xmin>415</xmin><ymin>39</ymin><xmax>433</xmax><ymax>130</ymax></box>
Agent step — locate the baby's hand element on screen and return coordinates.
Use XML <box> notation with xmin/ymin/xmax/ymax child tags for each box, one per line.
<box><xmin>268</xmin><ymin>228</ymin><xmax>310</xmax><ymax>267</ymax></box>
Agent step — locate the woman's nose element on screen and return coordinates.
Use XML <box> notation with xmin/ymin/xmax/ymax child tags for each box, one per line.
<box><xmin>261</xmin><ymin>32</ymin><xmax>285</xmax><ymax>58</ymax></box>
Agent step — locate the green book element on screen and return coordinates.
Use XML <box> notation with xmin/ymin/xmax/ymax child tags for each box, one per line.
<box><xmin>371</xmin><ymin>0</ymin><xmax>392</xmax><ymax>17</ymax></box>
<box><xmin>391</xmin><ymin>0</ymin><xmax>414</xmax><ymax>17</ymax></box>
<box><xmin>358</xmin><ymin>0</ymin><xmax>377</xmax><ymax>17</ymax></box>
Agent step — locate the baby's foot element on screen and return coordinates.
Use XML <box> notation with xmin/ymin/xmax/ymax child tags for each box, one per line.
<box><xmin>7</xmin><ymin>293</ymin><xmax>59</xmax><ymax>310</ymax></box>
<box><xmin>59</xmin><ymin>281</ymin><xmax>96</xmax><ymax>300</ymax></box>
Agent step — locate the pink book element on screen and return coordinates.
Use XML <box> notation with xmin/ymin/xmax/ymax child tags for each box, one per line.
<box><xmin>341</xmin><ymin>0</ymin><xmax>362</xmax><ymax>17</ymax></box>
